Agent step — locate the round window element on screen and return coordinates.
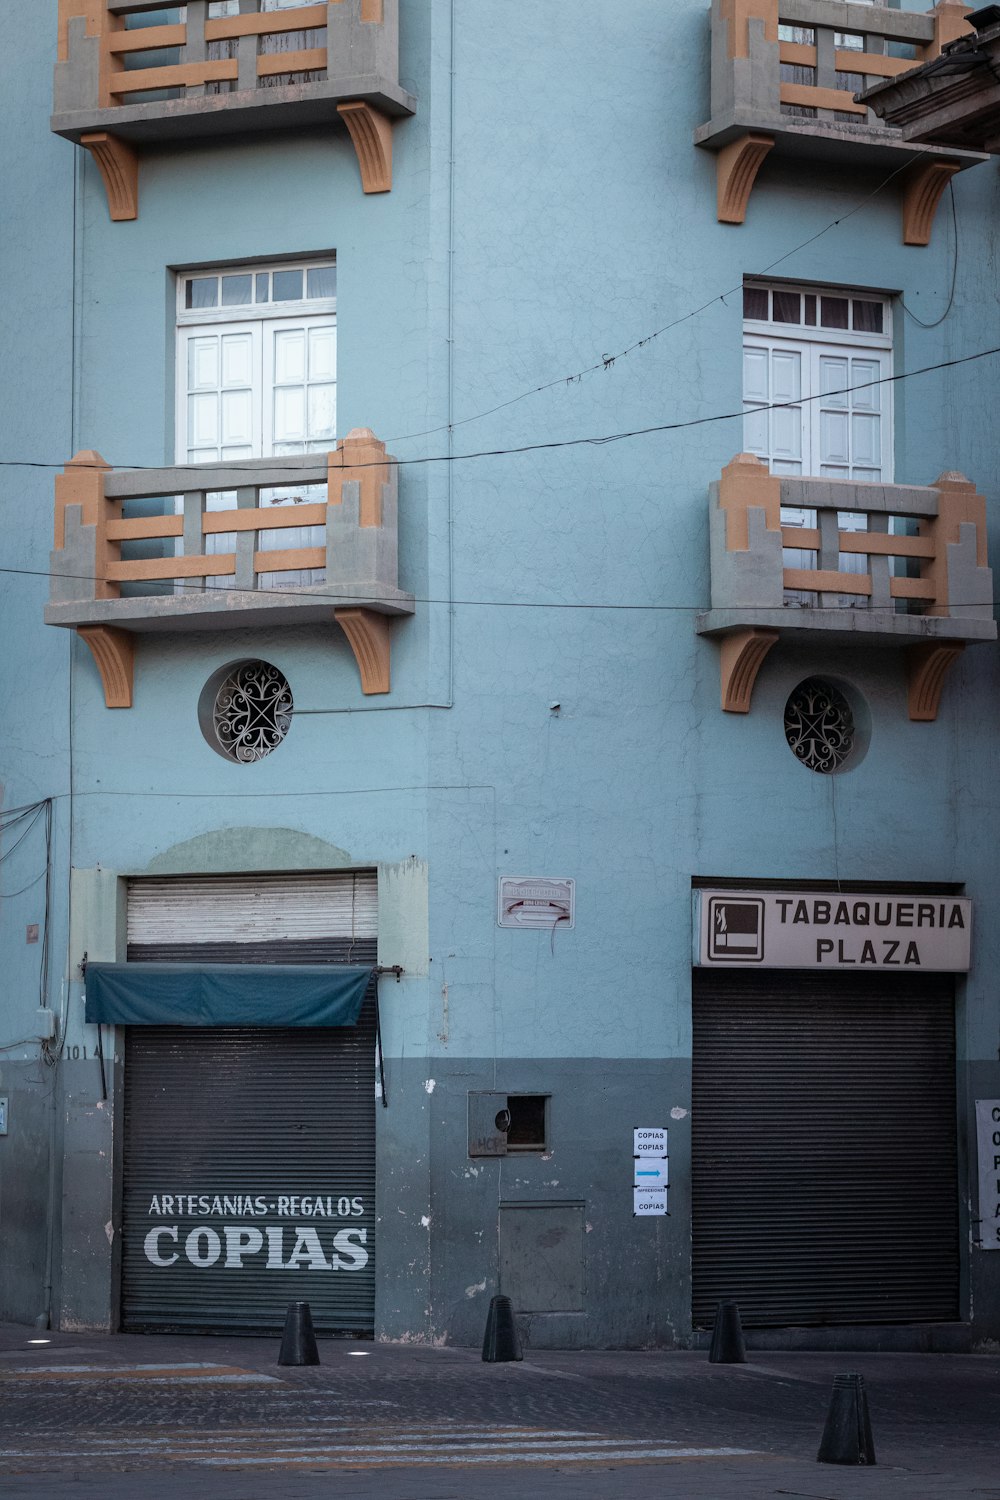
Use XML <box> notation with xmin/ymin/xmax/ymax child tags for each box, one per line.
<box><xmin>783</xmin><ymin>678</ymin><xmax>857</xmax><ymax>774</ymax></box>
<box><xmin>200</xmin><ymin>660</ymin><xmax>293</xmax><ymax>763</ymax></box>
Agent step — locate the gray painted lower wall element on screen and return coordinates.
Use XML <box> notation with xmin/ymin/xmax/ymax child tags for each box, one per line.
<box><xmin>0</xmin><ymin>1064</ymin><xmax>52</xmax><ymax>1326</ymax></box>
<box><xmin>8</xmin><ymin>1050</ymin><xmax>1000</xmax><ymax>1350</ymax></box>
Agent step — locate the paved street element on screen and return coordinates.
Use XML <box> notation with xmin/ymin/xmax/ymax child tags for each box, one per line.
<box><xmin>1</xmin><ymin>1323</ymin><xmax>998</xmax><ymax>1498</ymax></box>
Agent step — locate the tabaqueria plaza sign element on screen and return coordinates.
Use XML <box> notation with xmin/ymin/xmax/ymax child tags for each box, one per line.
<box><xmin>696</xmin><ymin>889</ymin><xmax>972</xmax><ymax>972</ymax></box>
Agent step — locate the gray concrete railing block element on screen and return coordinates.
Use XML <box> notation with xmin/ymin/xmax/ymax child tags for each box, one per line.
<box><xmin>54</xmin><ymin>16</ymin><xmax>102</xmax><ymax>115</ymax></box>
<box><xmin>325</xmin><ymin>478</ymin><xmax>399</xmax><ymax>592</ymax></box>
<box><xmin>945</xmin><ymin>521</ymin><xmax>995</xmax><ymax>620</ymax></box>
<box><xmin>50</xmin><ymin>508</ymin><xmax>98</xmax><ymax>606</ymax></box>
<box><xmin>709</xmin><ymin>496</ymin><xmax>784</xmax><ymax>610</ymax></box>
<box><xmin>326</xmin><ymin>0</ymin><xmax>399</xmax><ymax>87</ymax></box>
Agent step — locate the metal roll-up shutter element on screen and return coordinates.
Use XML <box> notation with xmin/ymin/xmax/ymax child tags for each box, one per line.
<box><xmin>120</xmin><ymin>872</ymin><xmax>378</xmax><ymax>1335</ymax></box>
<box><xmin>126</xmin><ymin>871</ymin><xmax>377</xmax><ymax>955</ymax></box>
<box><xmin>691</xmin><ymin>969</ymin><xmax>958</xmax><ymax>1330</ymax></box>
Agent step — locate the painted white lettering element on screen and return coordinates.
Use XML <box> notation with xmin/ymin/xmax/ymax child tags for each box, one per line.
<box><xmin>255</xmin><ymin>1197</ymin><xmax>268</xmax><ymax>1215</ymax></box>
<box><xmin>185</xmin><ymin>1227</ymin><xmax>222</xmax><ymax>1268</ymax></box>
<box><xmin>148</xmin><ymin>1196</ymin><xmax>160</xmax><ymax>1215</ymax></box>
<box><xmin>224</xmin><ymin>1226</ymin><xmax>264</xmax><ymax>1268</ymax></box>
<box><xmin>286</xmin><ymin>1228</ymin><xmax>329</xmax><ymax>1271</ymax></box>
<box><xmin>144</xmin><ymin>1227</ymin><xmax>179</xmax><ymax>1267</ymax></box>
<box><xmin>277</xmin><ymin>1197</ymin><xmax>290</xmax><ymax>1216</ymax></box>
<box><xmin>331</xmin><ymin>1228</ymin><xmax>369</xmax><ymax>1271</ymax></box>
<box><xmin>351</xmin><ymin>1198</ymin><xmax>364</xmax><ymax>1217</ymax></box>
<box><xmin>266</xmin><ymin>1226</ymin><xmax>286</xmax><ymax>1269</ymax></box>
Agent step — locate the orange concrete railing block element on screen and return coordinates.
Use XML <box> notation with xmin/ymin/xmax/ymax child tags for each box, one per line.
<box><xmin>328</xmin><ymin>429</ymin><xmax>390</xmax><ymax>528</ymax></box>
<box><xmin>718</xmin><ymin>452</ymin><xmax>781</xmax><ymax>552</ymax></box>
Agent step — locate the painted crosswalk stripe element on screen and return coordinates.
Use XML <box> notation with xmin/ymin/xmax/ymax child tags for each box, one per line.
<box><xmin>0</xmin><ymin>1423</ymin><xmax>760</xmax><ymax>1470</ymax></box>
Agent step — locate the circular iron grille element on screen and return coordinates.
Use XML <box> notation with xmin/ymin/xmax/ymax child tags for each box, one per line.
<box><xmin>212</xmin><ymin>661</ymin><xmax>293</xmax><ymax>763</ymax></box>
<box><xmin>784</xmin><ymin>678</ymin><xmax>855</xmax><ymax>774</ymax></box>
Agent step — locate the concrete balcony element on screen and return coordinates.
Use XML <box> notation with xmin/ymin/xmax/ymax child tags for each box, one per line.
<box><xmin>46</xmin><ymin>428</ymin><xmax>414</xmax><ymax>707</ymax></box>
<box><xmin>694</xmin><ymin>0</ymin><xmax>984</xmax><ymax>239</ymax></box>
<box><xmin>53</xmin><ymin>1</ymin><xmax>415</xmax><ymax>219</ymax></box>
<box><xmin>696</xmin><ymin>454</ymin><xmax>996</xmax><ymax>719</ymax></box>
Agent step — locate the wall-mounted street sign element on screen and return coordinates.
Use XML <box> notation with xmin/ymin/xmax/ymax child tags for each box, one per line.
<box><xmin>975</xmin><ymin>1100</ymin><xmax>1000</xmax><ymax>1250</ymax></box>
<box><xmin>695</xmin><ymin>889</ymin><xmax>971</xmax><ymax>972</ymax></box>
<box><xmin>498</xmin><ymin>877</ymin><xmax>575</xmax><ymax>930</ymax></box>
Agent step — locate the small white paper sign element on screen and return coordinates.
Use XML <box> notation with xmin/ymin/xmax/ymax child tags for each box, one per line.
<box><xmin>976</xmin><ymin>1099</ymin><xmax>1000</xmax><ymax>1249</ymax></box>
<box><xmin>634</xmin><ymin>1157</ymin><xmax>669</xmax><ymax>1188</ymax></box>
<box><xmin>634</xmin><ymin>1127</ymin><xmax>667</xmax><ymax>1156</ymax></box>
<box><xmin>633</xmin><ymin>1186</ymin><xmax>667</xmax><ymax>1217</ymax></box>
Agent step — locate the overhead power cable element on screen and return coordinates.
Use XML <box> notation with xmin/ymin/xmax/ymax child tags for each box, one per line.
<box><xmin>0</xmin><ymin>342</ymin><xmax>997</xmax><ymax>479</ymax></box>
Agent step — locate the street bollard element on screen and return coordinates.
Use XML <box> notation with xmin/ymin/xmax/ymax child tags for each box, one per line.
<box><xmin>481</xmin><ymin>1294</ymin><xmax>523</xmax><ymax>1362</ymax></box>
<box><xmin>817</xmin><ymin>1372</ymin><xmax>877</xmax><ymax>1465</ymax></box>
<box><xmin>278</xmin><ymin>1300</ymin><xmax>321</xmax><ymax>1366</ymax></box>
<box><xmin>708</xmin><ymin>1299</ymin><xmax>746</xmax><ymax>1364</ymax></box>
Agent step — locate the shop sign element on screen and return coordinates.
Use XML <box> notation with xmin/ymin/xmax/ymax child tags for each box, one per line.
<box><xmin>975</xmin><ymin>1101</ymin><xmax>1000</xmax><ymax>1250</ymax></box>
<box><xmin>142</xmin><ymin>1192</ymin><xmax>370</xmax><ymax>1272</ymax></box>
<box><xmin>696</xmin><ymin>889</ymin><xmax>971</xmax><ymax>972</ymax></box>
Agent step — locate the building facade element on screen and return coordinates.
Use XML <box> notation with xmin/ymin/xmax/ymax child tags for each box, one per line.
<box><xmin>2</xmin><ymin>0</ymin><xmax>1000</xmax><ymax>1349</ymax></box>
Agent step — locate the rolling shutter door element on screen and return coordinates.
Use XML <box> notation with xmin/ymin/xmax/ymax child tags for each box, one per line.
<box><xmin>691</xmin><ymin>969</ymin><xmax>958</xmax><ymax>1329</ymax></box>
<box><xmin>121</xmin><ymin>872</ymin><xmax>377</xmax><ymax>1335</ymax></box>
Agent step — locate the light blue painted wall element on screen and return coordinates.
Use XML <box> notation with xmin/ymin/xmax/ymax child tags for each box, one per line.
<box><xmin>3</xmin><ymin>0</ymin><xmax>1000</xmax><ymax>1343</ymax></box>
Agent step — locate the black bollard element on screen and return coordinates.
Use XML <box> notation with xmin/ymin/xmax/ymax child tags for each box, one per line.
<box><xmin>481</xmin><ymin>1294</ymin><xmax>523</xmax><ymax>1362</ymax></box>
<box><xmin>708</xmin><ymin>1299</ymin><xmax>746</xmax><ymax>1364</ymax></box>
<box><xmin>278</xmin><ymin>1300</ymin><xmax>321</xmax><ymax>1366</ymax></box>
<box><xmin>817</xmin><ymin>1372</ymin><xmax>877</xmax><ymax>1465</ymax></box>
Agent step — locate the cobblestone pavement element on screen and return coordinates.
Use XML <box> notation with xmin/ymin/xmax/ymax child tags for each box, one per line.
<box><xmin>1</xmin><ymin>1325</ymin><xmax>999</xmax><ymax>1498</ymax></box>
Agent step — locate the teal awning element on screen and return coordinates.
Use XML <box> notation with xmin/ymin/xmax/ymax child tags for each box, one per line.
<box><xmin>84</xmin><ymin>962</ymin><xmax>373</xmax><ymax>1028</ymax></box>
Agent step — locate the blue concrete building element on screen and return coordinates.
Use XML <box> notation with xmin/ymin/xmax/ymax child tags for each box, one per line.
<box><xmin>3</xmin><ymin>0</ymin><xmax>1000</xmax><ymax>1348</ymax></box>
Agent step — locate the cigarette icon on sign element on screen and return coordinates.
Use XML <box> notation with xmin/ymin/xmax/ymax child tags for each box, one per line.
<box><xmin>707</xmin><ymin>897</ymin><xmax>765</xmax><ymax>962</ymax></box>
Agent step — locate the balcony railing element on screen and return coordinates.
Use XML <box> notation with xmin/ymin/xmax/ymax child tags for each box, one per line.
<box><xmin>53</xmin><ymin>1</ymin><xmax>415</xmax><ymax>218</ymax></box>
<box><xmin>694</xmin><ymin>0</ymin><xmax>983</xmax><ymax>237</ymax></box>
<box><xmin>696</xmin><ymin>454</ymin><xmax>996</xmax><ymax>719</ymax></box>
<box><xmin>46</xmin><ymin>429</ymin><xmax>414</xmax><ymax>707</ymax></box>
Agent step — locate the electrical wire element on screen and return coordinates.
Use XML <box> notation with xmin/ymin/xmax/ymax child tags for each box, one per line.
<box><xmin>0</xmin><ymin>807</ymin><xmax>45</xmax><ymax>867</ymax></box>
<box><xmin>901</xmin><ymin>180</ymin><xmax>960</xmax><ymax>330</ymax></box>
<box><xmin>376</xmin><ymin>146</ymin><xmax>949</xmax><ymax>448</ymax></box>
<box><xmin>0</xmin><ymin>341</ymin><xmax>997</xmax><ymax>485</ymax></box>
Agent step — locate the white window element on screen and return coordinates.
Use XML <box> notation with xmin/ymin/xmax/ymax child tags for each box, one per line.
<box><xmin>742</xmin><ymin>281</ymin><xmax>893</xmax><ymax>604</ymax></box>
<box><xmin>176</xmin><ymin>258</ymin><xmax>336</xmax><ymax>589</ymax></box>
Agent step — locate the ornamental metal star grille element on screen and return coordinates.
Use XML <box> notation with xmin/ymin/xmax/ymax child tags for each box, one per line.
<box><xmin>213</xmin><ymin>662</ymin><xmax>293</xmax><ymax>764</ymax></box>
<box><xmin>783</xmin><ymin>679</ymin><xmax>854</xmax><ymax>774</ymax></box>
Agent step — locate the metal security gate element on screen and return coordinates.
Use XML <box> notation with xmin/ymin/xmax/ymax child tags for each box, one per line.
<box><xmin>691</xmin><ymin>969</ymin><xmax>959</xmax><ymax>1329</ymax></box>
<box><xmin>120</xmin><ymin>872</ymin><xmax>377</xmax><ymax>1335</ymax></box>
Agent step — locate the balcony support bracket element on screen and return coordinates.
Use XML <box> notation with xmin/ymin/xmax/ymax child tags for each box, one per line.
<box><xmin>716</xmin><ymin>132</ymin><xmax>773</xmax><ymax>224</ymax></box>
<box><xmin>335</xmin><ymin>608</ymin><xmax>391</xmax><ymax>694</ymax></box>
<box><xmin>720</xmin><ymin>627</ymin><xmax>779</xmax><ymax>713</ymax></box>
<box><xmin>337</xmin><ymin>102</ymin><xmax>393</xmax><ymax>193</ymax></box>
<box><xmin>77</xmin><ymin>625</ymin><xmax>134</xmax><ymax>709</ymax></box>
<box><xmin>81</xmin><ymin>132</ymin><xmax>138</xmax><ymax>222</ymax></box>
<box><xmin>906</xmin><ymin>640</ymin><xmax>964</xmax><ymax>722</ymax></box>
<box><xmin>902</xmin><ymin>158</ymin><xmax>961</xmax><ymax>246</ymax></box>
